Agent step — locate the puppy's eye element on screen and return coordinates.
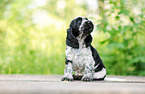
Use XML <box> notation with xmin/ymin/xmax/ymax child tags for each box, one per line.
<box><xmin>77</xmin><ymin>20</ymin><xmax>81</xmax><ymax>24</ymax></box>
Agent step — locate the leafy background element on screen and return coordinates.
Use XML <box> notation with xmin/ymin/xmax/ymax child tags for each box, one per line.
<box><xmin>0</xmin><ymin>0</ymin><xmax>145</xmax><ymax>76</ymax></box>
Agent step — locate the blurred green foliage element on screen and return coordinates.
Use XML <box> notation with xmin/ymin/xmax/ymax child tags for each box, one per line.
<box><xmin>0</xmin><ymin>0</ymin><xmax>145</xmax><ymax>75</ymax></box>
<box><xmin>95</xmin><ymin>0</ymin><xmax>145</xmax><ymax>76</ymax></box>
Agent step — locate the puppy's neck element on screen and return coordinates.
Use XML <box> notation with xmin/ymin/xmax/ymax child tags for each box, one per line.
<box><xmin>76</xmin><ymin>33</ymin><xmax>88</xmax><ymax>48</ymax></box>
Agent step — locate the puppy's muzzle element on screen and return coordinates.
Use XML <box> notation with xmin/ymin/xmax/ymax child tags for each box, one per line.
<box><xmin>79</xmin><ymin>20</ymin><xmax>93</xmax><ymax>34</ymax></box>
<box><xmin>84</xmin><ymin>21</ymin><xmax>93</xmax><ymax>29</ymax></box>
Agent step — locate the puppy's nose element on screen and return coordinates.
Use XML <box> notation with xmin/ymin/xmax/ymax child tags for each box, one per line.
<box><xmin>85</xmin><ymin>21</ymin><xmax>91</xmax><ymax>25</ymax></box>
<box><xmin>84</xmin><ymin>21</ymin><xmax>92</xmax><ymax>27</ymax></box>
<box><xmin>87</xmin><ymin>21</ymin><xmax>90</xmax><ymax>24</ymax></box>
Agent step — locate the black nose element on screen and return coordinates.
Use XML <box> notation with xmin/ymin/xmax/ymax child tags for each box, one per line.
<box><xmin>84</xmin><ymin>20</ymin><xmax>93</xmax><ymax>27</ymax></box>
<box><xmin>87</xmin><ymin>21</ymin><xmax>90</xmax><ymax>24</ymax></box>
<box><xmin>85</xmin><ymin>21</ymin><xmax>92</xmax><ymax>24</ymax></box>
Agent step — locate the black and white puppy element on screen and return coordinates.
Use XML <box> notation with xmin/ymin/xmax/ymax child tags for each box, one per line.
<box><xmin>62</xmin><ymin>17</ymin><xmax>106</xmax><ymax>81</ymax></box>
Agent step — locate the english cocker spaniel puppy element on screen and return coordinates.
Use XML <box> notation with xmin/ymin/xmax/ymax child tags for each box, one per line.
<box><xmin>62</xmin><ymin>17</ymin><xmax>106</xmax><ymax>81</ymax></box>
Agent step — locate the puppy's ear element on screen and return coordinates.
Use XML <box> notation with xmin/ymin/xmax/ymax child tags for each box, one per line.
<box><xmin>70</xmin><ymin>19</ymin><xmax>75</xmax><ymax>29</ymax></box>
<box><xmin>66</xmin><ymin>27</ymin><xmax>79</xmax><ymax>48</ymax></box>
<box><xmin>85</xmin><ymin>34</ymin><xmax>92</xmax><ymax>47</ymax></box>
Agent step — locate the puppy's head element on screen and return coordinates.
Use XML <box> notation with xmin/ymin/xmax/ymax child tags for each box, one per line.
<box><xmin>69</xmin><ymin>17</ymin><xmax>94</xmax><ymax>37</ymax></box>
<box><xmin>66</xmin><ymin>17</ymin><xmax>93</xmax><ymax>48</ymax></box>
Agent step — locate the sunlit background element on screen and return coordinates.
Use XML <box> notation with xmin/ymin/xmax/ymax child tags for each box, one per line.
<box><xmin>0</xmin><ymin>0</ymin><xmax>145</xmax><ymax>75</ymax></box>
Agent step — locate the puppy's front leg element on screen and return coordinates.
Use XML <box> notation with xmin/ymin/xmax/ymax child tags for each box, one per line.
<box><xmin>61</xmin><ymin>61</ymin><xmax>73</xmax><ymax>81</ymax></box>
<box><xmin>82</xmin><ymin>63</ymin><xmax>93</xmax><ymax>81</ymax></box>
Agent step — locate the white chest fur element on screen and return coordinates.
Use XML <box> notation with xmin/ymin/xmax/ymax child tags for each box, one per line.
<box><xmin>65</xmin><ymin>46</ymin><xmax>95</xmax><ymax>75</ymax></box>
<box><xmin>65</xmin><ymin>34</ymin><xmax>95</xmax><ymax>75</ymax></box>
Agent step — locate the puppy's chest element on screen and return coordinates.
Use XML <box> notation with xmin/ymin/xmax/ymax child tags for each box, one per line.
<box><xmin>66</xmin><ymin>46</ymin><xmax>93</xmax><ymax>70</ymax></box>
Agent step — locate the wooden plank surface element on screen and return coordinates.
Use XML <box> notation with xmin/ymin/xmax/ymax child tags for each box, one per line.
<box><xmin>0</xmin><ymin>75</ymin><xmax>145</xmax><ymax>94</ymax></box>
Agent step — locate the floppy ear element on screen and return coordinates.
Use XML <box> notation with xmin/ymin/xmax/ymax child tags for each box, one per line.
<box><xmin>69</xmin><ymin>19</ymin><xmax>79</xmax><ymax>37</ymax></box>
<box><xmin>66</xmin><ymin>27</ymin><xmax>79</xmax><ymax>48</ymax></box>
<box><xmin>85</xmin><ymin>34</ymin><xmax>92</xmax><ymax>47</ymax></box>
<box><xmin>70</xmin><ymin>19</ymin><xmax>75</xmax><ymax>29</ymax></box>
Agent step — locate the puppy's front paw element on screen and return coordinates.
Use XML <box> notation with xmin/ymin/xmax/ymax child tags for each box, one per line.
<box><xmin>81</xmin><ymin>76</ymin><xmax>92</xmax><ymax>82</ymax></box>
<box><xmin>61</xmin><ymin>77</ymin><xmax>73</xmax><ymax>81</ymax></box>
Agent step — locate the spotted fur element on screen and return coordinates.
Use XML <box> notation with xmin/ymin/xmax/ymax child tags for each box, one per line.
<box><xmin>62</xmin><ymin>17</ymin><xmax>106</xmax><ymax>81</ymax></box>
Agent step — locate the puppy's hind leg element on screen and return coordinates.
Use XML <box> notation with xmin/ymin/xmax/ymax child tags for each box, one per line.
<box><xmin>93</xmin><ymin>68</ymin><xmax>106</xmax><ymax>80</ymax></box>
